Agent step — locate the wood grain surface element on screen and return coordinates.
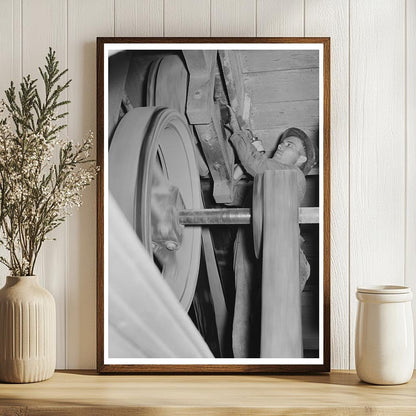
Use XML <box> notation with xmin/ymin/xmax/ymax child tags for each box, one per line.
<box><xmin>0</xmin><ymin>371</ymin><xmax>415</xmax><ymax>415</ymax></box>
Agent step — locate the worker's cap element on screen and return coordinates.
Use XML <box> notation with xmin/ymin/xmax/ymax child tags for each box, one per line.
<box><xmin>277</xmin><ymin>127</ymin><xmax>316</xmax><ymax>174</ymax></box>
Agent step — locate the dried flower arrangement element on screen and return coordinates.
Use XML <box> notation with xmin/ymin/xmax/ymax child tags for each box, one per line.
<box><xmin>0</xmin><ymin>48</ymin><xmax>96</xmax><ymax>276</ymax></box>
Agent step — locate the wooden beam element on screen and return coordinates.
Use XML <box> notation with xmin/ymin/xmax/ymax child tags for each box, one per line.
<box><xmin>182</xmin><ymin>50</ymin><xmax>216</xmax><ymax>124</ymax></box>
<box><xmin>183</xmin><ymin>51</ymin><xmax>235</xmax><ymax>203</ymax></box>
<box><xmin>260</xmin><ymin>170</ymin><xmax>303</xmax><ymax>358</ymax></box>
<box><xmin>251</xmin><ymin>101</ymin><xmax>319</xmax><ymax>130</ymax></box>
<box><xmin>218</xmin><ymin>50</ymin><xmax>251</xmax><ymax>129</ymax></box>
<box><xmin>245</xmin><ymin>68</ymin><xmax>319</xmax><ymax>104</ymax></box>
<box><xmin>240</xmin><ymin>50</ymin><xmax>319</xmax><ymax>73</ymax></box>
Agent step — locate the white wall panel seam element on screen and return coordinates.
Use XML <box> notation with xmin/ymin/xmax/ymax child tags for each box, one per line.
<box><xmin>348</xmin><ymin>0</ymin><xmax>351</xmax><ymax>370</ymax></box>
<box><xmin>402</xmin><ymin>2</ymin><xmax>406</xmax><ymax>284</ymax></box>
<box><xmin>64</xmin><ymin>0</ymin><xmax>69</xmax><ymax>370</ymax></box>
<box><xmin>211</xmin><ymin>0</ymin><xmax>256</xmax><ymax>37</ymax></box>
<box><xmin>405</xmin><ymin>0</ymin><xmax>416</xmax><ymax>366</ymax></box>
<box><xmin>65</xmin><ymin>0</ymin><xmax>69</xmax><ymax>369</ymax></box>
<box><xmin>19</xmin><ymin>0</ymin><xmax>22</xmax><ymax>80</ymax></box>
<box><xmin>210</xmin><ymin>0</ymin><xmax>212</xmax><ymax>37</ymax></box>
<box><xmin>0</xmin><ymin>0</ymin><xmax>23</xmax><ymax>286</ymax></box>
<box><xmin>20</xmin><ymin>1</ymin><xmax>22</xmax><ymax>76</ymax></box>
<box><xmin>303</xmin><ymin>0</ymin><xmax>305</xmax><ymax>37</ymax></box>
<box><xmin>404</xmin><ymin>0</ymin><xmax>407</xmax><ymax>287</ymax></box>
<box><xmin>209</xmin><ymin>0</ymin><xmax>213</xmax><ymax>36</ymax></box>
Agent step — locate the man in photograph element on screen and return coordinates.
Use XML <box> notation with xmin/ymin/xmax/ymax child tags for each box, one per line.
<box><xmin>228</xmin><ymin>111</ymin><xmax>316</xmax><ymax>358</ymax></box>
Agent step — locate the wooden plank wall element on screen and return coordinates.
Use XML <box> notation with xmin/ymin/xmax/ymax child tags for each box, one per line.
<box><xmin>349</xmin><ymin>0</ymin><xmax>406</xmax><ymax>369</ymax></box>
<box><xmin>22</xmin><ymin>0</ymin><xmax>68</xmax><ymax>369</ymax></box>
<box><xmin>305</xmin><ymin>0</ymin><xmax>350</xmax><ymax>370</ymax></box>
<box><xmin>66</xmin><ymin>0</ymin><xmax>114</xmax><ymax>370</ymax></box>
<box><xmin>243</xmin><ymin>50</ymin><xmax>319</xmax><ymax>153</ymax></box>
<box><xmin>0</xmin><ymin>0</ymin><xmax>413</xmax><ymax>370</ymax></box>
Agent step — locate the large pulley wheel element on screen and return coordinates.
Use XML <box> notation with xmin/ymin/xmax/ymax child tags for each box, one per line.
<box><xmin>146</xmin><ymin>55</ymin><xmax>188</xmax><ymax>113</ymax></box>
<box><xmin>109</xmin><ymin>107</ymin><xmax>201</xmax><ymax>311</ymax></box>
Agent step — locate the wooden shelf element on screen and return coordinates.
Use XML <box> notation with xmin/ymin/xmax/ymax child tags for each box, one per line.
<box><xmin>0</xmin><ymin>370</ymin><xmax>415</xmax><ymax>415</ymax></box>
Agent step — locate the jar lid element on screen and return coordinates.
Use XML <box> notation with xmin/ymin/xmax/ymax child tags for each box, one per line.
<box><xmin>357</xmin><ymin>285</ymin><xmax>411</xmax><ymax>294</ymax></box>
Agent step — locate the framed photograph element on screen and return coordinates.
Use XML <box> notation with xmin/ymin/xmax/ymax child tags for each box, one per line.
<box><xmin>97</xmin><ymin>37</ymin><xmax>330</xmax><ymax>373</ymax></box>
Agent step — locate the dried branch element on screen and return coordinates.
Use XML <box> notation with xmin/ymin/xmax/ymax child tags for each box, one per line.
<box><xmin>0</xmin><ymin>49</ymin><xmax>97</xmax><ymax>276</ymax></box>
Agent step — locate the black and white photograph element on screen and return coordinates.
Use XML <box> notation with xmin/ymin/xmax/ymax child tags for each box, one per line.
<box><xmin>97</xmin><ymin>39</ymin><xmax>330</xmax><ymax>373</ymax></box>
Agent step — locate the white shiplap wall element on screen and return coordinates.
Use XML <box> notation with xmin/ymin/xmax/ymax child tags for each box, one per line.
<box><xmin>0</xmin><ymin>0</ymin><xmax>414</xmax><ymax>370</ymax></box>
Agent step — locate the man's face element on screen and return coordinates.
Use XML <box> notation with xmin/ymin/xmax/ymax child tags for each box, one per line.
<box><xmin>273</xmin><ymin>136</ymin><xmax>306</xmax><ymax>167</ymax></box>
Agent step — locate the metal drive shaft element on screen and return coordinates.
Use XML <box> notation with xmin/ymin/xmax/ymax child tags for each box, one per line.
<box><xmin>178</xmin><ymin>208</ymin><xmax>251</xmax><ymax>225</ymax></box>
<box><xmin>178</xmin><ymin>207</ymin><xmax>319</xmax><ymax>225</ymax></box>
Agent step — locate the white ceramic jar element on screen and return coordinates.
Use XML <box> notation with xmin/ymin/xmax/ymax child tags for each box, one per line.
<box><xmin>355</xmin><ymin>285</ymin><xmax>414</xmax><ymax>385</ymax></box>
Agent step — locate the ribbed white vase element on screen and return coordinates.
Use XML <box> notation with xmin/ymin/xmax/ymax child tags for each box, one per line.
<box><xmin>0</xmin><ymin>276</ymin><xmax>56</xmax><ymax>383</ymax></box>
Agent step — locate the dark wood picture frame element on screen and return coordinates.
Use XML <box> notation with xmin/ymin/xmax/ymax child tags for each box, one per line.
<box><xmin>97</xmin><ymin>37</ymin><xmax>330</xmax><ymax>373</ymax></box>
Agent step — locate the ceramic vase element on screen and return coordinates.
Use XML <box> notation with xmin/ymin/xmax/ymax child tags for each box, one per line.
<box><xmin>355</xmin><ymin>285</ymin><xmax>414</xmax><ymax>385</ymax></box>
<box><xmin>0</xmin><ymin>276</ymin><xmax>56</xmax><ymax>383</ymax></box>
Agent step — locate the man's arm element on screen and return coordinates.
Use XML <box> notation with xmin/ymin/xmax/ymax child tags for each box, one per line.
<box><xmin>230</xmin><ymin>130</ymin><xmax>298</xmax><ymax>177</ymax></box>
<box><xmin>230</xmin><ymin>131</ymin><xmax>268</xmax><ymax>177</ymax></box>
